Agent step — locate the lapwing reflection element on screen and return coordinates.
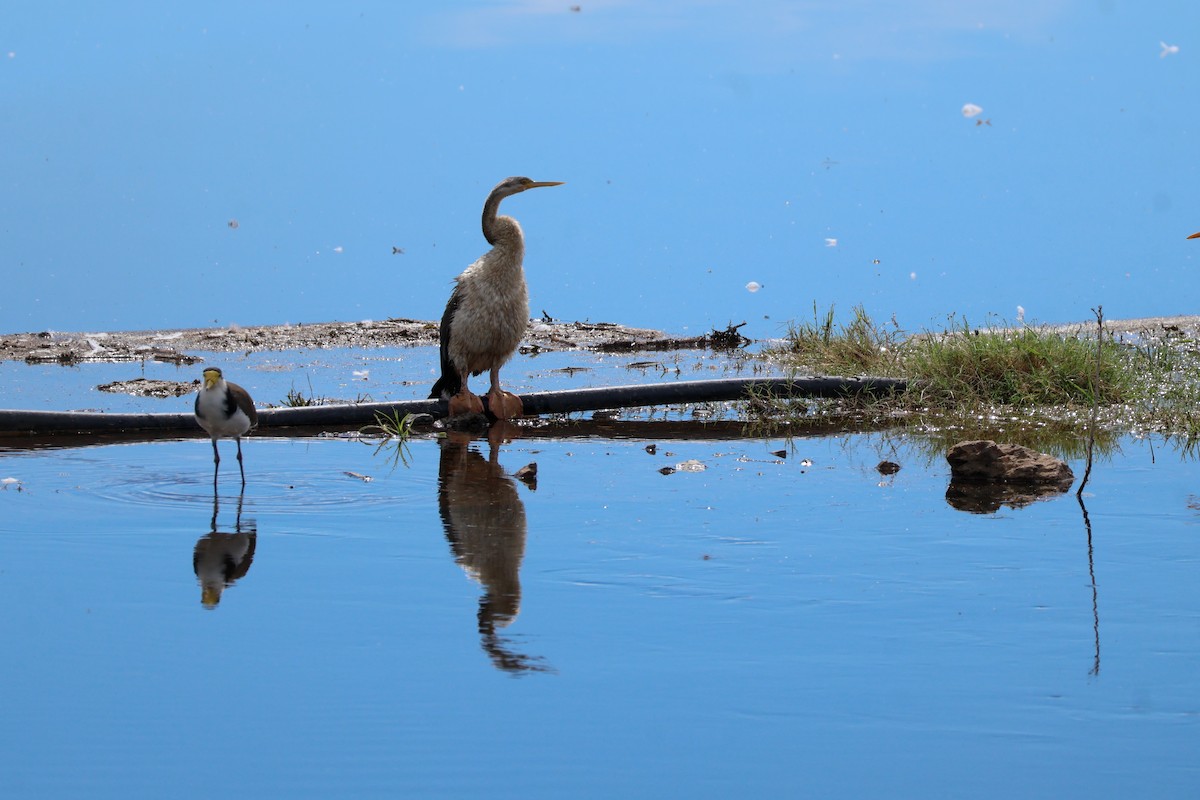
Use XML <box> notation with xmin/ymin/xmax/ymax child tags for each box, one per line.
<box><xmin>437</xmin><ymin>428</ymin><xmax>551</xmax><ymax>674</ymax></box>
<box><xmin>193</xmin><ymin>489</ymin><xmax>257</xmax><ymax>609</ymax></box>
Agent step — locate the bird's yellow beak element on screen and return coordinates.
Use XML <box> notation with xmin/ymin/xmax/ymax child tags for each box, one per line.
<box><xmin>201</xmin><ymin>586</ymin><xmax>222</xmax><ymax>607</ymax></box>
<box><xmin>202</xmin><ymin>369</ymin><xmax>220</xmax><ymax>390</ymax></box>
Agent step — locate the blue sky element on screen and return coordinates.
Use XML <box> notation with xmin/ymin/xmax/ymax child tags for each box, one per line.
<box><xmin>2</xmin><ymin>1</ymin><xmax>1198</xmax><ymax>338</ymax></box>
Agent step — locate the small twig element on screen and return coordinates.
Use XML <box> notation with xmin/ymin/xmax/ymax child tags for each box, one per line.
<box><xmin>1076</xmin><ymin>306</ymin><xmax>1102</xmax><ymax>498</ymax></box>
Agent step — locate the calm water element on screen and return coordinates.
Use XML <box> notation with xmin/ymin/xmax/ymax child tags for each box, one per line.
<box><xmin>4</xmin><ymin>1</ymin><xmax>1200</xmax><ymax>795</ymax></box>
<box><xmin>1</xmin><ymin>426</ymin><xmax>1198</xmax><ymax>798</ymax></box>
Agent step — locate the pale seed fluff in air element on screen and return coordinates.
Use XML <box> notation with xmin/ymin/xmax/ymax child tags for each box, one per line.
<box><xmin>910</xmin><ymin>271</ymin><xmax>917</xmax><ymax>280</ymax></box>
<box><xmin>1161</xmin><ymin>41</ymin><xmax>1180</xmax><ymax>58</ymax></box>
<box><xmin>961</xmin><ymin>103</ymin><xmax>983</xmax><ymax>118</ymax></box>
<box><xmin>1017</xmin><ymin>305</ymin><xmax>1025</xmax><ymax>323</ymax></box>
<box><xmin>746</xmin><ymin>281</ymin><xmax>761</xmax><ymax>293</ymax></box>
<box><xmin>825</xmin><ymin>238</ymin><xmax>838</xmax><ymax>247</ymax></box>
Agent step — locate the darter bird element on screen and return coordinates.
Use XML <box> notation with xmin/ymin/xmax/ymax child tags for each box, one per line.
<box><xmin>194</xmin><ymin>367</ymin><xmax>258</xmax><ymax>485</ymax></box>
<box><xmin>430</xmin><ymin>176</ymin><xmax>564</xmax><ymax>419</ymax></box>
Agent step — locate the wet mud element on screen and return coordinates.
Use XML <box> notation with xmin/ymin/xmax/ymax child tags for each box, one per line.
<box><xmin>0</xmin><ymin>318</ymin><xmax>691</xmax><ymax>365</ymax></box>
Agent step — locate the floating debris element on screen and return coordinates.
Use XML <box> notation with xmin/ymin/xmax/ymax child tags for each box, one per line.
<box><xmin>1</xmin><ymin>477</ymin><xmax>22</xmax><ymax>491</ymax></box>
<box><xmin>961</xmin><ymin>103</ymin><xmax>983</xmax><ymax>118</ymax></box>
<box><xmin>708</xmin><ymin>322</ymin><xmax>750</xmax><ymax>350</ymax></box>
<box><xmin>514</xmin><ymin>463</ymin><xmax>538</xmax><ymax>490</ymax></box>
<box><xmin>343</xmin><ymin>471</ymin><xmax>373</xmax><ymax>483</ymax></box>
<box><xmin>674</xmin><ymin>459</ymin><xmax>706</xmax><ymax>473</ymax></box>
<box><xmin>771</xmin><ymin>449</ymin><xmax>787</xmax><ymax>459</ymax></box>
<box><xmin>645</xmin><ymin>444</ymin><xmax>657</xmax><ymax>455</ymax></box>
<box><xmin>877</xmin><ymin>460</ymin><xmax>901</xmax><ymax>475</ymax></box>
<box><xmin>745</xmin><ymin>281</ymin><xmax>761</xmax><ymax>293</ymax></box>
<box><xmin>97</xmin><ymin>378</ymin><xmax>198</xmax><ymax>398</ymax></box>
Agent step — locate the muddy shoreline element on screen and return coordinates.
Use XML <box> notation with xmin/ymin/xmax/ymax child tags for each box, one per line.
<box><xmin>2</xmin><ymin>314</ymin><xmax>1194</xmax><ymax>366</ymax></box>
<box><xmin>0</xmin><ymin>317</ymin><xmax>751</xmax><ymax>365</ymax></box>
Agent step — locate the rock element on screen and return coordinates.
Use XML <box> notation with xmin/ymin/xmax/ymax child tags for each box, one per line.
<box><xmin>946</xmin><ymin>440</ymin><xmax>1073</xmax><ymax>488</ymax></box>
<box><xmin>945</xmin><ymin>440</ymin><xmax>1074</xmax><ymax>514</ymax></box>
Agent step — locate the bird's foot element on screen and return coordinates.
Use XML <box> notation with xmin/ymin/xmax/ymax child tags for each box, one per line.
<box><xmin>486</xmin><ymin>388</ymin><xmax>524</xmax><ymax>420</ymax></box>
<box><xmin>448</xmin><ymin>389</ymin><xmax>485</xmax><ymax>418</ymax></box>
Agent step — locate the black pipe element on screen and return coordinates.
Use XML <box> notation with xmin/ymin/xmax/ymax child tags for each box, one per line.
<box><xmin>0</xmin><ymin>376</ymin><xmax>906</xmax><ymax>437</ymax></box>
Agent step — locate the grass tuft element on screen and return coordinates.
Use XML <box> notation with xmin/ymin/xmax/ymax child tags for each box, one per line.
<box><xmin>758</xmin><ymin>304</ymin><xmax>1200</xmax><ymax>442</ymax></box>
<box><xmin>906</xmin><ymin>319</ymin><xmax>1134</xmax><ymax>407</ymax></box>
<box><xmin>781</xmin><ymin>303</ymin><xmax>904</xmax><ymax>376</ymax></box>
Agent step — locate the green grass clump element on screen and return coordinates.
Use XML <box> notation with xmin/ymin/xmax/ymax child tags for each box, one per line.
<box><xmin>281</xmin><ymin>387</ymin><xmax>321</xmax><ymax>407</ymax></box>
<box><xmin>360</xmin><ymin>410</ymin><xmax>418</xmax><ymax>469</ymax></box>
<box><xmin>781</xmin><ymin>303</ymin><xmax>904</xmax><ymax>376</ymax></box>
<box><xmin>907</xmin><ymin>319</ymin><xmax>1134</xmax><ymax>408</ymax></box>
<box><xmin>760</xmin><ymin>304</ymin><xmax>1200</xmax><ymax>441</ymax></box>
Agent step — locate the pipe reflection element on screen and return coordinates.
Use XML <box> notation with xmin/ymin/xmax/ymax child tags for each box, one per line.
<box><xmin>192</xmin><ymin>489</ymin><xmax>257</xmax><ymax>609</ymax></box>
<box><xmin>437</xmin><ymin>425</ymin><xmax>552</xmax><ymax>674</ymax></box>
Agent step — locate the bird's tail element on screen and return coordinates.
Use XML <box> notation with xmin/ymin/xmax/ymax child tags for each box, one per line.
<box><xmin>430</xmin><ymin>371</ymin><xmax>461</xmax><ymax>400</ymax></box>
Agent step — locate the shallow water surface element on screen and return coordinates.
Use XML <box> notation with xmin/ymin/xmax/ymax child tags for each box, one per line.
<box><xmin>1</xmin><ymin>429</ymin><xmax>1197</xmax><ymax>797</ymax></box>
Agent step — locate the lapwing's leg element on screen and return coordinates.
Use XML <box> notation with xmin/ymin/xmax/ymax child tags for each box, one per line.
<box><xmin>235</xmin><ymin>437</ymin><xmax>246</xmax><ymax>486</ymax></box>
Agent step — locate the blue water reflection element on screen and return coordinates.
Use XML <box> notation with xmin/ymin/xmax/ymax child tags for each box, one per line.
<box><xmin>3</xmin><ymin>2</ymin><xmax>1198</xmax><ymax>341</ymax></box>
<box><xmin>1</xmin><ymin>431</ymin><xmax>1197</xmax><ymax>797</ymax></box>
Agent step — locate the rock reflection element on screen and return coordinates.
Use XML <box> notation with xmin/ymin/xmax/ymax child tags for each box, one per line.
<box><xmin>437</xmin><ymin>426</ymin><xmax>552</xmax><ymax>674</ymax></box>
<box><xmin>193</xmin><ymin>489</ymin><xmax>257</xmax><ymax>609</ymax></box>
<box><xmin>945</xmin><ymin>480</ymin><xmax>1072</xmax><ymax>514</ymax></box>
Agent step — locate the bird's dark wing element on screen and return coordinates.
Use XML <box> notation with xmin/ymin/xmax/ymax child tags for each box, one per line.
<box><xmin>223</xmin><ymin>387</ymin><xmax>238</xmax><ymax>418</ymax></box>
<box><xmin>228</xmin><ymin>382</ymin><xmax>258</xmax><ymax>428</ymax></box>
<box><xmin>430</xmin><ymin>282</ymin><xmax>465</xmax><ymax>399</ymax></box>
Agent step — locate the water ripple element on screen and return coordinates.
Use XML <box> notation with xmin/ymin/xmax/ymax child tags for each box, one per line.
<box><xmin>85</xmin><ymin>464</ymin><xmax>431</xmax><ymax>515</ymax></box>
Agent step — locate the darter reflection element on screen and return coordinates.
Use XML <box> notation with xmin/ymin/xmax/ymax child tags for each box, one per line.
<box><xmin>437</xmin><ymin>425</ymin><xmax>551</xmax><ymax>674</ymax></box>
